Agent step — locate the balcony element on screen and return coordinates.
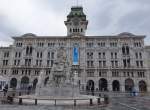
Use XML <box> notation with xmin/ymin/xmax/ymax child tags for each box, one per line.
<box><xmin>86</xmin><ymin>66</ymin><xmax>95</xmax><ymax>69</ymax></box>
<box><xmin>97</xmin><ymin>66</ymin><xmax>108</xmax><ymax>69</ymax></box>
<box><xmin>122</xmin><ymin>54</ymin><xmax>130</xmax><ymax>58</ymax></box>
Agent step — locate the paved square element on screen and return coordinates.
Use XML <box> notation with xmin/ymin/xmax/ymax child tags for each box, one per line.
<box><xmin>0</xmin><ymin>95</ymin><xmax>150</xmax><ymax>110</ymax></box>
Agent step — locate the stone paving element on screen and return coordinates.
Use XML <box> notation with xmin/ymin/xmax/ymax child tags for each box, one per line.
<box><xmin>0</xmin><ymin>95</ymin><xmax>150</xmax><ymax>110</ymax></box>
<box><xmin>108</xmin><ymin>96</ymin><xmax>150</xmax><ymax>110</ymax></box>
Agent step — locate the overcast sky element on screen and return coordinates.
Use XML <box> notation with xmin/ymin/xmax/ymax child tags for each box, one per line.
<box><xmin>0</xmin><ymin>0</ymin><xmax>150</xmax><ymax>46</ymax></box>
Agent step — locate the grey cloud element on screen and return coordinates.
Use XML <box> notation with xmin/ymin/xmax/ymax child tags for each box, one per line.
<box><xmin>0</xmin><ymin>0</ymin><xmax>150</xmax><ymax>45</ymax></box>
<box><xmin>0</xmin><ymin>15</ymin><xmax>20</xmax><ymax>42</ymax></box>
<box><xmin>126</xmin><ymin>0</ymin><xmax>150</xmax><ymax>5</ymax></box>
<box><xmin>117</xmin><ymin>9</ymin><xmax>150</xmax><ymax>33</ymax></box>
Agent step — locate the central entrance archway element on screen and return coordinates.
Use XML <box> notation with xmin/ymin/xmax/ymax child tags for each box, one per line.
<box><xmin>125</xmin><ymin>78</ymin><xmax>134</xmax><ymax>92</ymax></box>
<box><xmin>112</xmin><ymin>80</ymin><xmax>120</xmax><ymax>91</ymax></box>
<box><xmin>86</xmin><ymin>80</ymin><xmax>95</xmax><ymax>91</ymax></box>
<box><xmin>21</xmin><ymin>76</ymin><xmax>29</xmax><ymax>89</ymax></box>
<box><xmin>99</xmin><ymin>78</ymin><xmax>108</xmax><ymax>91</ymax></box>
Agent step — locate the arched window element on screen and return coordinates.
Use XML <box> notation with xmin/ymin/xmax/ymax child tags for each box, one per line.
<box><xmin>86</xmin><ymin>80</ymin><xmax>95</xmax><ymax>91</ymax></box>
<box><xmin>126</xmin><ymin>46</ymin><xmax>129</xmax><ymax>55</ymax></box>
<box><xmin>112</xmin><ymin>80</ymin><xmax>120</xmax><ymax>91</ymax></box>
<box><xmin>99</xmin><ymin>78</ymin><xmax>108</xmax><ymax>91</ymax></box>
<box><xmin>125</xmin><ymin>78</ymin><xmax>134</xmax><ymax>92</ymax></box>
<box><xmin>26</xmin><ymin>46</ymin><xmax>29</xmax><ymax>55</ymax></box>
<box><xmin>30</xmin><ymin>46</ymin><xmax>32</xmax><ymax>54</ymax></box>
<box><xmin>21</xmin><ymin>76</ymin><xmax>30</xmax><ymax>89</ymax></box>
<box><xmin>122</xmin><ymin>46</ymin><xmax>125</xmax><ymax>54</ymax></box>
<box><xmin>10</xmin><ymin>78</ymin><xmax>17</xmax><ymax>88</ymax></box>
<box><xmin>139</xmin><ymin>80</ymin><xmax>147</xmax><ymax>92</ymax></box>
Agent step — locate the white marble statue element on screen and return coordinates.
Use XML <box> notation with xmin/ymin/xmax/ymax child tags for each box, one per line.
<box><xmin>35</xmin><ymin>70</ymin><xmax>45</xmax><ymax>96</ymax></box>
<box><xmin>73</xmin><ymin>71</ymin><xmax>78</xmax><ymax>86</ymax></box>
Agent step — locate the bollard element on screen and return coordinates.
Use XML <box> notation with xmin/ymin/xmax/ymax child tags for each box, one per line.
<box><xmin>12</xmin><ymin>93</ymin><xmax>15</xmax><ymax>97</ymax></box>
<box><xmin>89</xmin><ymin>99</ymin><xmax>93</xmax><ymax>106</ymax></box>
<box><xmin>99</xmin><ymin>93</ymin><xmax>101</xmax><ymax>97</ymax></box>
<box><xmin>19</xmin><ymin>98</ymin><xmax>22</xmax><ymax>105</ymax></box>
<box><xmin>19</xmin><ymin>92</ymin><xmax>21</xmax><ymax>96</ymax></box>
<box><xmin>97</xmin><ymin>98</ymin><xmax>101</xmax><ymax>105</ymax></box>
<box><xmin>35</xmin><ymin>99</ymin><xmax>37</xmax><ymax>105</ymax></box>
<box><xmin>74</xmin><ymin>99</ymin><xmax>76</xmax><ymax>106</ymax></box>
<box><xmin>104</xmin><ymin>95</ymin><xmax>109</xmax><ymax>104</ymax></box>
<box><xmin>54</xmin><ymin>99</ymin><xmax>56</xmax><ymax>106</ymax></box>
<box><xmin>7</xmin><ymin>96</ymin><xmax>13</xmax><ymax>104</ymax></box>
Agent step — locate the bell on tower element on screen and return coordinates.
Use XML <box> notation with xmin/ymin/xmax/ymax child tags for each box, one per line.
<box><xmin>64</xmin><ymin>6</ymin><xmax>88</xmax><ymax>36</ymax></box>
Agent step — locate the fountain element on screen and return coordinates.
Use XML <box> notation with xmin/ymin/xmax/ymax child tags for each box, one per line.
<box><xmin>36</xmin><ymin>47</ymin><xmax>80</xmax><ymax>98</ymax></box>
<box><xmin>17</xmin><ymin>47</ymin><xmax>99</xmax><ymax>105</ymax></box>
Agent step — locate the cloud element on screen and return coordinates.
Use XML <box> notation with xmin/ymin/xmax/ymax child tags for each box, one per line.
<box><xmin>0</xmin><ymin>0</ymin><xmax>150</xmax><ymax>45</ymax></box>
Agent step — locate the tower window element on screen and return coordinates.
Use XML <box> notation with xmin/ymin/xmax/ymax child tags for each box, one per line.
<box><xmin>70</xmin><ymin>28</ymin><xmax>72</xmax><ymax>32</ymax></box>
<box><xmin>76</xmin><ymin>29</ymin><xmax>78</xmax><ymax>32</ymax></box>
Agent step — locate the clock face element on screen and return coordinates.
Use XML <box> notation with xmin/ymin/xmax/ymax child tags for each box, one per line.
<box><xmin>73</xmin><ymin>18</ymin><xmax>79</xmax><ymax>26</ymax></box>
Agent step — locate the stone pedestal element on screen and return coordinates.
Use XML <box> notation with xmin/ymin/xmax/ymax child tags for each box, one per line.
<box><xmin>39</xmin><ymin>84</ymin><xmax>80</xmax><ymax>98</ymax></box>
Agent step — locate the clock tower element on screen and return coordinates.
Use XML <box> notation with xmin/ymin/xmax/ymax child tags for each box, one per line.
<box><xmin>64</xmin><ymin>6</ymin><xmax>88</xmax><ymax>36</ymax></box>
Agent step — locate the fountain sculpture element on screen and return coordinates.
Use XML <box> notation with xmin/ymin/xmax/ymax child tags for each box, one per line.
<box><xmin>18</xmin><ymin>47</ymin><xmax>99</xmax><ymax>105</ymax></box>
<box><xmin>36</xmin><ymin>47</ymin><xmax>80</xmax><ymax>98</ymax></box>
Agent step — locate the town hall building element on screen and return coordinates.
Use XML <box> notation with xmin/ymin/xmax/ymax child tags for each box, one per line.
<box><xmin>0</xmin><ymin>6</ymin><xmax>150</xmax><ymax>92</ymax></box>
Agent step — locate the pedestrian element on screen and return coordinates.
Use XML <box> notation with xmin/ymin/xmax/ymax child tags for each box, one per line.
<box><xmin>27</xmin><ymin>85</ymin><xmax>32</xmax><ymax>95</ymax></box>
<box><xmin>3</xmin><ymin>84</ymin><xmax>8</xmax><ymax>96</ymax></box>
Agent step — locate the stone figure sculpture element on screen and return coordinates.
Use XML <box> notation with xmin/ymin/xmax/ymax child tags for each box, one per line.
<box><xmin>48</xmin><ymin>47</ymin><xmax>70</xmax><ymax>87</ymax></box>
<box><xmin>35</xmin><ymin>70</ymin><xmax>45</xmax><ymax>96</ymax></box>
<box><xmin>36</xmin><ymin>47</ymin><xmax>79</xmax><ymax>97</ymax></box>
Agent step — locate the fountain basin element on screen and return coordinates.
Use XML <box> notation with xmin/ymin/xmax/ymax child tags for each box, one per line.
<box><xmin>15</xmin><ymin>94</ymin><xmax>102</xmax><ymax>106</ymax></box>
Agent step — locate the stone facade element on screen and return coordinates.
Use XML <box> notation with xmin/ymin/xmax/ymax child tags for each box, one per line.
<box><xmin>0</xmin><ymin>6</ymin><xmax>150</xmax><ymax>92</ymax></box>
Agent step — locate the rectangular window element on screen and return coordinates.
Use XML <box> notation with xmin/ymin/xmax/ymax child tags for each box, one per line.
<box><xmin>47</xmin><ymin>60</ymin><xmax>50</xmax><ymax>66</ymax></box>
<box><xmin>135</xmin><ymin>53</ymin><xmax>138</xmax><ymax>59</ymax></box>
<box><xmin>139</xmin><ymin>53</ymin><xmax>142</xmax><ymax>59</ymax></box>
<box><xmin>111</xmin><ymin>61</ymin><xmax>114</xmax><ymax>68</ymax></box>
<box><xmin>99</xmin><ymin>61</ymin><xmax>102</xmax><ymax>68</ymax></box>
<box><xmin>40</xmin><ymin>52</ymin><xmax>42</xmax><ymax>58</ymax></box>
<box><xmin>115</xmin><ymin>61</ymin><xmax>118</xmax><ymax>67</ymax></box>
<box><xmin>87</xmin><ymin>71</ymin><xmax>94</xmax><ymax>77</ymax></box>
<box><xmin>51</xmin><ymin>60</ymin><xmax>54</xmax><ymax>67</ymax></box>
<box><xmin>140</xmin><ymin>61</ymin><xmax>143</xmax><ymax>67</ymax></box>
<box><xmin>3</xmin><ymin>60</ymin><xmax>8</xmax><ymax>66</ymax></box>
<box><xmin>136</xmin><ymin>61</ymin><xmax>139</xmax><ymax>67</ymax></box>
<box><xmin>98</xmin><ymin>53</ymin><xmax>101</xmax><ymax>59</ymax></box>
<box><xmin>37</xmin><ymin>52</ymin><xmax>39</xmax><ymax>58</ymax></box>
<box><xmin>111</xmin><ymin>53</ymin><xmax>113</xmax><ymax>59</ymax></box>
<box><xmin>48</xmin><ymin>52</ymin><xmax>50</xmax><ymax>58</ymax></box>
<box><xmin>123</xmin><ymin>60</ymin><xmax>126</xmax><ymax>68</ymax></box>
<box><xmin>99</xmin><ymin>71</ymin><xmax>107</xmax><ymax>77</ymax></box>
<box><xmin>115</xmin><ymin>53</ymin><xmax>117</xmax><ymax>59</ymax></box>
<box><xmin>103</xmin><ymin>52</ymin><xmax>105</xmax><ymax>59</ymax></box>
